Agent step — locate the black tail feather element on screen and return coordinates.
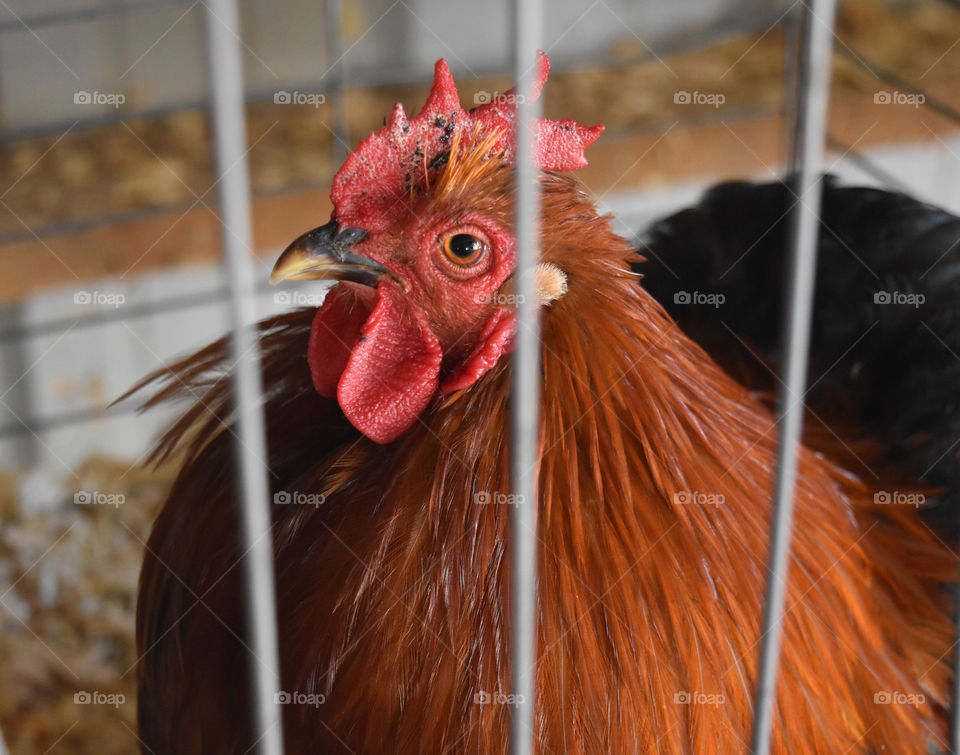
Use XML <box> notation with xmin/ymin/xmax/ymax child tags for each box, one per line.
<box><xmin>638</xmin><ymin>177</ymin><xmax>960</xmax><ymax>523</ymax></box>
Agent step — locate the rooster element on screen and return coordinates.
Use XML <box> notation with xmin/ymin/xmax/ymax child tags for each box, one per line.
<box><xmin>132</xmin><ymin>54</ymin><xmax>955</xmax><ymax>753</ymax></box>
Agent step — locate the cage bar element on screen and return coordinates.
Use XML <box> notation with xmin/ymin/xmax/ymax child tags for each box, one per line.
<box><xmin>202</xmin><ymin>1</ymin><xmax>285</xmax><ymax>753</ymax></box>
<box><xmin>322</xmin><ymin>0</ymin><xmax>350</xmax><ymax>165</ymax></box>
<box><xmin>509</xmin><ymin>0</ymin><xmax>543</xmax><ymax>752</ymax></box>
<box><xmin>750</xmin><ymin>1</ymin><xmax>838</xmax><ymax>753</ymax></box>
<box><xmin>954</xmin><ymin>568</ymin><xmax>960</xmax><ymax>755</ymax></box>
<box><xmin>781</xmin><ymin>0</ymin><xmax>809</xmax><ymax>175</ymax></box>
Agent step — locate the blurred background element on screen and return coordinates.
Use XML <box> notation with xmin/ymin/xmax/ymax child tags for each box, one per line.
<box><xmin>0</xmin><ymin>0</ymin><xmax>958</xmax><ymax>751</ymax></box>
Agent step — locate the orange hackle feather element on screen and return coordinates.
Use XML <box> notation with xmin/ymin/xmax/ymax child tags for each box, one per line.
<box><xmin>133</xmin><ymin>147</ymin><xmax>955</xmax><ymax>754</ymax></box>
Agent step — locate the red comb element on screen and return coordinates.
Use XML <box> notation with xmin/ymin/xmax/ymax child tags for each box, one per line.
<box><xmin>330</xmin><ymin>51</ymin><xmax>604</xmax><ymax>232</ymax></box>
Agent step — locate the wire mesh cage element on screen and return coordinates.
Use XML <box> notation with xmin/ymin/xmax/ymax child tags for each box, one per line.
<box><xmin>1</xmin><ymin>0</ymin><xmax>960</xmax><ymax>753</ymax></box>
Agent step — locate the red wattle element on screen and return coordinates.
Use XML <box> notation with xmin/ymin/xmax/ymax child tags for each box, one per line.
<box><xmin>307</xmin><ymin>284</ymin><xmax>377</xmax><ymax>397</ymax></box>
<box><xmin>440</xmin><ymin>308</ymin><xmax>516</xmax><ymax>394</ymax></box>
<box><xmin>308</xmin><ymin>284</ymin><xmax>511</xmax><ymax>442</ymax></box>
<box><xmin>336</xmin><ymin>283</ymin><xmax>443</xmax><ymax>444</ymax></box>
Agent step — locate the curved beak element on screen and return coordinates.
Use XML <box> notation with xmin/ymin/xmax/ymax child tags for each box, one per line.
<box><xmin>270</xmin><ymin>220</ymin><xmax>402</xmax><ymax>289</ymax></box>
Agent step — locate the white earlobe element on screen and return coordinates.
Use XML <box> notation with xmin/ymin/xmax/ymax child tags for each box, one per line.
<box><xmin>536</xmin><ymin>262</ymin><xmax>568</xmax><ymax>306</ymax></box>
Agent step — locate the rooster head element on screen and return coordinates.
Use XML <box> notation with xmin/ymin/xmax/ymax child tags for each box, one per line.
<box><xmin>271</xmin><ymin>52</ymin><xmax>603</xmax><ymax>443</ymax></box>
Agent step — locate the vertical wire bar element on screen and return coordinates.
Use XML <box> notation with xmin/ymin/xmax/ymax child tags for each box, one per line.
<box><xmin>203</xmin><ymin>3</ymin><xmax>284</xmax><ymax>754</ymax></box>
<box><xmin>953</xmin><ymin>555</ymin><xmax>960</xmax><ymax>754</ymax></box>
<box><xmin>750</xmin><ymin>1</ymin><xmax>837</xmax><ymax>753</ymax></box>
<box><xmin>322</xmin><ymin>0</ymin><xmax>350</xmax><ymax>165</ymax></box>
<box><xmin>781</xmin><ymin>0</ymin><xmax>808</xmax><ymax>175</ymax></box>
<box><xmin>510</xmin><ymin>0</ymin><xmax>542</xmax><ymax>752</ymax></box>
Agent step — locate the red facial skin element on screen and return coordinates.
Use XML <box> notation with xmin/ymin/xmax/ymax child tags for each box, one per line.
<box><xmin>365</xmin><ymin>213</ymin><xmax>517</xmax><ymax>359</ymax></box>
<box><xmin>307</xmin><ymin>211</ymin><xmax>518</xmax><ymax>444</ymax></box>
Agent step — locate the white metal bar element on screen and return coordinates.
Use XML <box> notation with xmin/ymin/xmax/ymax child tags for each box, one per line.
<box><xmin>781</xmin><ymin>1</ymin><xmax>808</xmax><ymax>175</ymax></box>
<box><xmin>203</xmin><ymin>3</ymin><xmax>285</xmax><ymax>754</ymax></box>
<box><xmin>750</xmin><ymin>1</ymin><xmax>837</xmax><ymax>753</ymax></box>
<box><xmin>953</xmin><ymin>564</ymin><xmax>960</xmax><ymax>753</ymax></box>
<box><xmin>322</xmin><ymin>0</ymin><xmax>350</xmax><ymax>165</ymax></box>
<box><xmin>510</xmin><ymin>1</ymin><xmax>543</xmax><ymax>752</ymax></box>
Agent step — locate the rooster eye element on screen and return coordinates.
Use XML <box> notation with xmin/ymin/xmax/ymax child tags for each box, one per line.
<box><xmin>442</xmin><ymin>232</ymin><xmax>486</xmax><ymax>266</ymax></box>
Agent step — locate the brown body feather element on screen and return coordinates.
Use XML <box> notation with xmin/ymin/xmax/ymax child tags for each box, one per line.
<box><xmin>135</xmin><ymin>171</ymin><xmax>954</xmax><ymax>753</ymax></box>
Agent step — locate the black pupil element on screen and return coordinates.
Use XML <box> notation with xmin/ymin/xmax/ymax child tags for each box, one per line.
<box><xmin>448</xmin><ymin>233</ymin><xmax>481</xmax><ymax>259</ymax></box>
